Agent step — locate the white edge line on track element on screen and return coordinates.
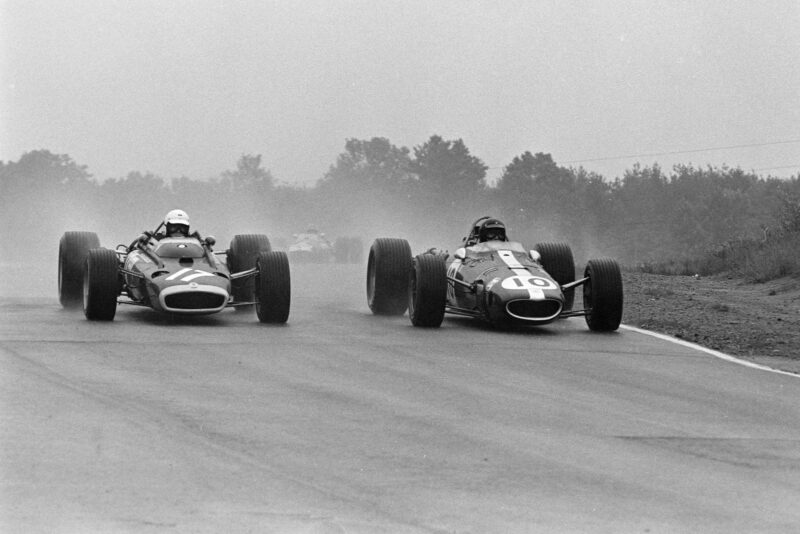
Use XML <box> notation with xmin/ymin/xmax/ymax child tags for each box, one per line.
<box><xmin>620</xmin><ymin>324</ymin><xmax>800</xmax><ymax>379</ymax></box>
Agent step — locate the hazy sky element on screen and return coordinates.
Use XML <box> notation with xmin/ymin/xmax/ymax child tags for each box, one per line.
<box><xmin>2</xmin><ymin>0</ymin><xmax>798</xmax><ymax>184</ymax></box>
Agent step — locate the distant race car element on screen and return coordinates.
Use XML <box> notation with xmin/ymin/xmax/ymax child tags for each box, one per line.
<box><xmin>287</xmin><ymin>229</ymin><xmax>363</xmax><ymax>264</ymax></box>
<box><xmin>58</xmin><ymin>226</ymin><xmax>291</xmax><ymax>323</ymax></box>
<box><xmin>287</xmin><ymin>229</ymin><xmax>334</xmax><ymax>263</ymax></box>
<box><xmin>366</xmin><ymin>216</ymin><xmax>623</xmax><ymax>331</ymax></box>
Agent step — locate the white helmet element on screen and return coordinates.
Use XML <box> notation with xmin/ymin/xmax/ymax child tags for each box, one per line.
<box><xmin>164</xmin><ymin>209</ymin><xmax>190</xmax><ymax>236</ymax></box>
<box><xmin>164</xmin><ymin>209</ymin><xmax>190</xmax><ymax>226</ymax></box>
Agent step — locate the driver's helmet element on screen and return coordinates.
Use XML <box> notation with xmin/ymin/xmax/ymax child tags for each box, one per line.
<box><xmin>164</xmin><ymin>209</ymin><xmax>190</xmax><ymax>237</ymax></box>
<box><xmin>478</xmin><ymin>218</ymin><xmax>507</xmax><ymax>242</ymax></box>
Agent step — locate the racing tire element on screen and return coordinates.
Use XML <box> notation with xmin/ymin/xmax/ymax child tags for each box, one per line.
<box><xmin>408</xmin><ymin>254</ymin><xmax>447</xmax><ymax>327</ymax></box>
<box><xmin>83</xmin><ymin>248</ymin><xmax>119</xmax><ymax>321</ymax></box>
<box><xmin>535</xmin><ymin>242</ymin><xmax>576</xmax><ymax>312</ymax></box>
<box><xmin>367</xmin><ymin>238</ymin><xmax>412</xmax><ymax>315</ymax></box>
<box><xmin>59</xmin><ymin>231</ymin><xmax>101</xmax><ymax>308</ymax></box>
<box><xmin>228</xmin><ymin>234</ymin><xmax>272</xmax><ymax>309</ymax></box>
<box><xmin>256</xmin><ymin>251</ymin><xmax>291</xmax><ymax>323</ymax></box>
<box><xmin>583</xmin><ymin>258</ymin><xmax>623</xmax><ymax>332</ymax></box>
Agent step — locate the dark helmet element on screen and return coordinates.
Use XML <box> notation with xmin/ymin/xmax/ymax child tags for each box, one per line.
<box><xmin>478</xmin><ymin>218</ymin><xmax>507</xmax><ymax>242</ymax></box>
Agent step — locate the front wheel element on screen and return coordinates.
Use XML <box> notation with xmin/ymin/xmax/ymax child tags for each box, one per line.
<box><xmin>256</xmin><ymin>251</ymin><xmax>291</xmax><ymax>323</ymax></box>
<box><xmin>228</xmin><ymin>234</ymin><xmax>272</xmax><ymax>308</ymax></box>
<box><xmin>583</xmin><ymin>258</ymin><xmax>623</xmax><ymax>331</ymax></box>
<box><xmin>83</xmin><ymin>248</ymin><xmax>119</xmax><ymax>321</ymax></box>
<box><xmin>535</xmin><ymin>242</ymin><xmax>576</xmax><ymax>312</ymax></box>
<box><xmin>408</xmin><ymin>254</ymin><xmax>447</xmax><ymax>327</ymax></box>
<box><xmin>366</xmin><ymin>238</ymin><xmax>412</xmax><ymax>315</ymax></box>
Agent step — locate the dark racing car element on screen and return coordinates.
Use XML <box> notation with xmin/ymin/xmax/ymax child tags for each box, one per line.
<box><xmin>366</xmin><ymin>216</ymin><xmax>623</xmax><ymax>331</ymax></box>
<box><xmin>58</xmin><ymin>214</ymin><xmax>291</xmax><ymax>323</ymax></box>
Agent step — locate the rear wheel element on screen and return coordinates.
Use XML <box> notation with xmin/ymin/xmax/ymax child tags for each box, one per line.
<box><xmin>366</xmin><ymin>238</ymin><xmax>412</xmax><ymax>315</ymax></box>
<box><xmin>59</xmin><ymin>231</ymin><xmax>100</xmax><ymax>308</ymax></box>
<box><xmin>408</xmin><ymin>254</ymin><xmax>447</xmax><ymax>327</ymax></box>
<box><xmin>83</xmin><ymin>248</ymin><xmax>119</xmax><ymax>321</ymax></box>
<box><xmin>583</xmin><ymin>258</ymin><xmax>623</xmax><ymax>331</ymax></box>
<box><xmin>228</xmin><ymin>234</ymin><xmax>272</xmax><ymax>308</ymax></box>
<box><xmin>535</xmin><ymin>242</ymin><xmax>576</xmax><ymax>312</ymax></box>
<box><xmin>256</xmin><ymin>251</ymin><xmax>291</xmax><ymax>323</ymax></box>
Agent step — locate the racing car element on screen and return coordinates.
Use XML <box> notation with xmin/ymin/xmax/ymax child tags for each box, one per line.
<box><xmin>287</xmin><ymin>229</ymin><xmax>335</xmax><ymax>263</ymax></box>
<box><xmin>58</xmin><ymin>225</ymin><xmax>291</xmax><ymax>323</ymax></box>
<box><xmin>366</xmin><ymin>216</ymin><xmax>623</xmax><ymax>331</ymax></box>
<box><xmin>287</xmin><ymin>229</ymin><xmax>363</xmax><ymax>264</ymax></box>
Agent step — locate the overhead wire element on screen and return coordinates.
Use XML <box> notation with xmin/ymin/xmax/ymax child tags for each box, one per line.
<box><xmin>560</xmin><ymin>139</ymin><xmax>800</xmax><ymax>164</ymax></box>
<box><xmin>485</xmin><ymin>139</ymin><xmax>800</xmax><ymax>174</ymax></box>
<box><xmin>753</xmin><ymin>164</ymin><xmax>799</xmax><ymax>172</ymax></box>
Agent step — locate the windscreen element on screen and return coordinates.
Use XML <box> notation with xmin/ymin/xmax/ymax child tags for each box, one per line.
<box><xmin>153</xmin><ymin>239</ymin><xmax>205</xmax><ymax>258</ymax></box>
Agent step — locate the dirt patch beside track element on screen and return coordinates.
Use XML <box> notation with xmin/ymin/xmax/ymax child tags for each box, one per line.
<box><xmin>622</xmin><ymin>272</ymin><xmax>800</xmax><ymax>375</ymax></box>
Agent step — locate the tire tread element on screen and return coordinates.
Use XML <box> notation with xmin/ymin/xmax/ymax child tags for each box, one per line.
<box><xmin>583</xmin><ymin>258</ymin><xmax>623</xmax><ymax>331</ymax></box>
<box><xmin>83</xmin><ymin>248</ymin><xmax>119</xmax><ymax>321</ymax></box>
<box><xmin>256</xmin><ymin>251</ymin><xmax>291</xmax><ymax>323</ymax></box>
<box><xmin>367</xmin><ymin>238</ymin><xmax>412</xmax><ymax>315</ymax></box>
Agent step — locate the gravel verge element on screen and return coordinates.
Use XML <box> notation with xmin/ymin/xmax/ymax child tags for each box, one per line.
<box><xmin>621</xmin><ymin>272</ymin><xmax>800</xmax><ymax>375</ymax></box>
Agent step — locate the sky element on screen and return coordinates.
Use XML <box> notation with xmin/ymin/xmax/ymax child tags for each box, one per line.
<box><xmin>1</xmin><ymin>0</ymin><xmax>799</xmax><ymax>184</ymax></box>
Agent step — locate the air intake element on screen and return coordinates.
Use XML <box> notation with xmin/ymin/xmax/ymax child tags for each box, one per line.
<box><xmin>164</xmin><ymin>292</ymin><xmax>226</xmax><ymax>310</ymax></box>
<box><xmin>506</xmin><ymin>299</ymin><xmax>562</xmax><ymax>321</ymax></box>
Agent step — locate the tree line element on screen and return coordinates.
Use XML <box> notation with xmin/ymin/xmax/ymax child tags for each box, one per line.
<box><xmin>2</xmin><ymin>137</ymin><xmax>798</xmax><ymax>272</ymax></box>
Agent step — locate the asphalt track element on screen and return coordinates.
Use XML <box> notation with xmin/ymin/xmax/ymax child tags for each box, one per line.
<box><xmin>2</xmin><ymin>263</ymin><xmax>799</xmax><ymax>533</ymax></box>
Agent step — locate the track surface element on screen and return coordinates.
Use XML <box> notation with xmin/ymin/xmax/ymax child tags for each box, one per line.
<box><xmin>2</xmin><ymin>263</ymin><xmax>800</xmax><ymax>533</ymax></box>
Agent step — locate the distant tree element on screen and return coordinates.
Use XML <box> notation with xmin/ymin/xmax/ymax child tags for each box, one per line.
<box><xmin>491</xmin><ymin>151</ymin><xmax>586</xmax><ymax>246</ymax></box>
<box><xmin>222</xmin><ymin>154</ymin><xmax>274</xmax><ymax>193</ymax></box>
<box><xmin>93</xmin><ymin>171</ymin><xmax>171</xmax><ymax>235</ymax></box>
<box><xmin>166</xmin><ymin>176</ymin><xmax>233</xmax><ymax>237</ymax></box>
<box><xmin>495</xmin><ymin>152</ymin><xmax>537</xmax><ymax>204</ymax></box>
<box><xmin>606</xmin><ymin>164</ymin><xmax>671</xmax><ymax>262</ymax></box>
<box><xmin>104</xmin><ymin>171</ymin><xmax>168</xmax><ymax>198</ymax></box>
<box><xmin>319</xmin><ymin>137</ymin><xmax>413</xmax><ymax>192</ymax></box>
<box><xmin>214</xmin><ymin>154</ymin><xmax>277</xmax><ymax>234</ymax></box>
<box><xmin>775</xmin><ymin>177</ymin><xmax>800</xmax><ymax>233</ymax></box>
<box><xmin>409</xmin><ymin>135</ymin><xmax>487</xmax><ymax>201</ymax></box>
<box><xmin>310</xmin><ymin>138</ymin><xmax>418</xmax><ymax>237</ymax></box>
<box><xmin>570</xmin><ymin>167</ymin><xmax>614</xmax><ymax>255</ymax></box>
<box><xmin>667</xmin><ymin>166</ymin><xmax>752</xmax><ymax>253</ymax></box>
<box><xmin>0</xmin><ymin>150</ymin><xmax>96</xmax><ymax>249</ymax></box>
<box><xmin>495</xmin><ymin>152</ymin><xmax>571</xmax><ymax>208</ymax></box>
<box><xmin>1</xmin><ymin>149</ymin><xmax>92</xmax><ymax>200</ymax></box>
<box><xmin>405</xmin><ymin>135</ymin><xmax>487</xmax><ymax>238</ymax></box>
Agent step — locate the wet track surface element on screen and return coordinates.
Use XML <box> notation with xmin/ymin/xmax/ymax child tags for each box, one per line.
<box><xmin>2</xmin><ymin>263</ymin><xmax>800</xmax><ymax>533</ymax></box>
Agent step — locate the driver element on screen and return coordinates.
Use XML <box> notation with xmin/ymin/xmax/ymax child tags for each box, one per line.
<box><xmin>163</xmin><ymin>209</ymin><xmax>191</xmax><ymax>237</ymax></box>
<box><xmin>477</xmin><ymin>218</ymin><xmax>507</xmax><ymax>243</ymax></box>
<box><xmin>129</xmin><ymin>209</ymin><xmax>210</xmax><ymax>251</ymax></box>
